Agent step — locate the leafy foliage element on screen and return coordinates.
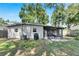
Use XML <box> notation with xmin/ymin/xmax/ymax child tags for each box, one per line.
<box><xmin>19</xmin><ymin>3</ymin><xmax>49</xmax><ymax>25</ymax></box>
<box><xmin>75</xmin><ymin>36</ymin><xmax>79</xmax><ymax>40</ymax></box>
<box><xmin>46</xmin><ymin>3</ymin><xmax>79</xmax><ymax>29</ymax></box>
<box><xmin>65</xmin><ymin>4</ymin><xmax>79</xmax><ymax>29</ymax></box>
<box><xmin>0</xmin><ymin>18</ymin><xmax>7</xmax><ymax>25</ymax></box>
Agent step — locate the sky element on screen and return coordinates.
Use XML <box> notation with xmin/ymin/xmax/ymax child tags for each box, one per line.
<box><xmin>0</xmin><ymin>3</ymin><xmax>54</xmax><ymax>22</ymax></box>
<box><xmin>0</xmin><ymin>3</ymin><xmax>23</xmax><ymax>22</ymax></box>
<box><xmin>0</xmin><ymin>3</ymin><xmax>69</xmax><ymax>23</ymax></box>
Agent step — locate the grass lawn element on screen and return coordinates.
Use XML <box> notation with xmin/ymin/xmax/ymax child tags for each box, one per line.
<box><xmin>0</xmin><ymin>39</ymin><xmax>79</xmax><ymax>56</ymax></box>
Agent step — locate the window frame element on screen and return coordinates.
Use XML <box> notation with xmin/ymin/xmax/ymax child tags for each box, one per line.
<box><xmin>33</xmin><ymin>28</ymin><xmax>37</xmax><ymax>32</ymax></box>
<box><xmin>15</xmin><ymin>28</ymin><xmax>18</xmax><ymax>32</ymax></box>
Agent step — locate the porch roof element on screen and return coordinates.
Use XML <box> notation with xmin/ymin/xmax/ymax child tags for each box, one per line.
<box><xmin>44</xmin><ymin>26</ymin><xmax>64</xmax><ymax>30</ymax></box>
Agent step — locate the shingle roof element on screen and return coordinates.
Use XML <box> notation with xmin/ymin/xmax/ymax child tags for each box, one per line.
<box><xmin>7</xmin><ymin>23</ymin><xmax>65</xmax><ymax>29</ymax></box>
<box><xmin>7</xmin><ymin>23</ymin><xmax>43</xmax><ymax>27</ymax></box>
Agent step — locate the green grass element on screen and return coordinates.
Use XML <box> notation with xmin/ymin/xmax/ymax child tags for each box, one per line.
<box><xmin>47</xmin><ymin>40</ymin><xmax>79</xmax><ymax>56</ymax></box>
<box><xmin>0</xmin><ymin>39</ymin><xmax>79</xmax><ymax>56</ymax></box>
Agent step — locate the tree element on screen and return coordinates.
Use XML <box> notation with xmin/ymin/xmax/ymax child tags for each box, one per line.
<box><xmin>73</xmin><ymin>12</ymin><xmax>79</xmax><ymax>25</ymax></box>
<box><xmin>19</xmin><ymin>4</ymin><xmax>35</xmax><ymax>23</ymax></box>
<box><xmin>51</xmin><ymin>4</ymin><xmax>66</xmax><ymax>27</ymax></box>
<box><xmin>0</xmin><ymin>18</ymin><xmax>7</xmax><ymax>25</ymax></box>
<box><xmin>65</xmin><ymin>4</ymin><xmax>79</xmax><ymax>29</ymax></box>
<box><xmin>19</xmin><ymin>3</ymin><xmax>48</xmax><ymax>25</ymax></box>
<box><xmin>35</xmin><ymin>4</ymin><xmax>49</xmax><ymax>24</ymax></box>
<box><xmin>51</xmin><ymin>3</ymin><xmax>79</xmax><ymax>28</ymax></box>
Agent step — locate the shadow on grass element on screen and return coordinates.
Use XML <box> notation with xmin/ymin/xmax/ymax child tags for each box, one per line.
<box><xmin>0</xmin><ymin>40</ymin><xmax>79</xmax><ymax>56</ymax></box>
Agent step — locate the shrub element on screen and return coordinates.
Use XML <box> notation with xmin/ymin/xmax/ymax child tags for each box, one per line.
<box><xmin>75</xmin><ymin>36</ymin><xmax>79</xmax><ymax>40</ymax></box>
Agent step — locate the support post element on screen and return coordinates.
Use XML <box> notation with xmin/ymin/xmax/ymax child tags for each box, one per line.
<box><xmin>61</xmin><ymin>29</ymin><xmax>63</xmax><ymax>39</ymax></box>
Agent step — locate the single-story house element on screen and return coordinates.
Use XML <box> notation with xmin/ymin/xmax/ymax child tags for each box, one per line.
<box><xmin>7</xmin><ymin>23</ymin><xmax>43</xmax><ymax>39</ymax></box>
<box><xmin>7</xmin><ymin>23</ymin><xmax>64</xmax><ymax>40</ymax></box>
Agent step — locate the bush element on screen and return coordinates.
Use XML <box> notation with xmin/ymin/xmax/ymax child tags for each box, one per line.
<box><xmin>75</xmin><ymin>36</ymin><xmax>79</xmax><ymax>40</ymax></box>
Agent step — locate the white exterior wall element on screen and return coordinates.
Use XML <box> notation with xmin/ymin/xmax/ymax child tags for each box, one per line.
<box><xmin>8</xmin><ymin>25</ymin><xmax>43</xmax><ymax>39</ymax></box>
<box><xmin>22</xmin><ymin>25</ymin><xmax>43</xmax><ymax>39</ymax></box>
<box><xmin>22</xmin><ymin>25</ymin><xmax>31</xmax><ymax>39</ymax></box>
<box><xmin>8</xmin><ymin>26</ymin><xmax>21</xmax><ymax>39</ymax></box>
<box><xmin>30</xmin><ymin>26</ymin><xmax>43</xmax><ymax>39</ymax></box>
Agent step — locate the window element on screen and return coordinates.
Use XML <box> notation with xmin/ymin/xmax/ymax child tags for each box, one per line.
<box><xmin>33</xmin><ymin>28</ymin><xmax>36</xmax><ymax>32</ymax></box>
<box><xmin>15</xmin><ymin>28</ymin><xmax>18</xmax><ymax>32</ymax></box>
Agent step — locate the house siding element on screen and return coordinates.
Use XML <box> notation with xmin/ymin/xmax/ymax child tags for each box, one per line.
<box><xmin>8</xmin><ymin>25</ymin><xmax>43</xmax><ymax>39</ymax></box>
<box><xmin>8</xmin><ymin>26</ymin><xmax>21</xmax><ymax>39</ymax></box>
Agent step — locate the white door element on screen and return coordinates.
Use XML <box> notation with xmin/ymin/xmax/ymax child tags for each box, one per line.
<box><xmin>14</xmin><ymin>28</ymin><xmax>20</xmax><ymax>39</ymax></box>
